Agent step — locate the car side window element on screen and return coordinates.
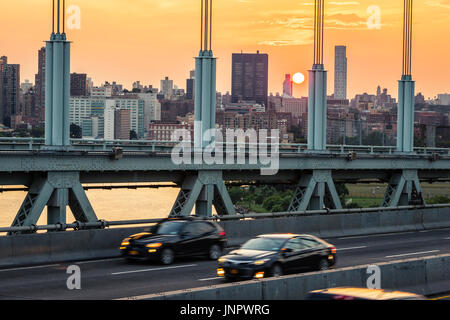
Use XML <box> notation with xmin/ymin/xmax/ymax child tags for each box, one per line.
<box><xmin>182</xmin><ymin>222</ymin><xmax>204</xmax><ymax>236</ymax></box>
<box><xmin>285</xmin><ymin>238</ymin><xmax>307</xmax><ymax>251</ymax></box>
<box><xmin>299</xmin><ymin>238</ymin><xmax>321</xmax><ymax>249</ymax></box>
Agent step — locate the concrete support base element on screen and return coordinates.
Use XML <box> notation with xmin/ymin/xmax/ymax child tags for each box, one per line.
<box><xmin>9</xmin><ymin>172</ymin><xmax>98</xmax><ymax>235</ymax></box>
<box><xmin>288</xmin><ymin>170</ymin><xmax>342</xmax><ymax>212</ymax></box>
<box><xmin>170</xmin><ymin>171</ymin><xmax>235</xmax><ymax>217</ymax></box>
<box><xmin>382</xmin><ymin>170</ymin><xmax>425</xmax><ymax>207</ymax></box>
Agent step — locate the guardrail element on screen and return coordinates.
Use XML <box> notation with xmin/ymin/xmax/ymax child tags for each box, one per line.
<box><xmin>1</xmin><ymin>203</ymin><xmax>449</xmax><ymax>234</ymax></box>
<box><xmin>0</xmin><ymin>137</ymin><xmax>448</xmax><ymax>156</ymax></box>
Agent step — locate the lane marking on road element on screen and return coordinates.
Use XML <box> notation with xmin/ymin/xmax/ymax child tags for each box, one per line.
<box><xmin>385</xmin><ymin>250</ymin><xmax>440</xmax><ymax>259</ymax></box>
<box><xmin>431</xmin><ymin>295</ymin><xmax>450</xmax><ymax>301</ymax></box>
<box><xmin>0</xmin><ymin>264</ymin><xmax>60</xmax><ymax>273</ymax></box>
<box><xmin>76</xmin><ymin>258</ymin><xmax>125</xmax><ymax>264</ymax></box>
<box><xmin>337</xmin><ymin>246</ymin><xmax>367</xmax><ymax>251</ymax></box>
<box><xmin>110</xmin><ymin>264</ymin><xmax>198</xmax><ymax>276</ymax></box>
<box><xmin>444</xmin><ymin>238</ymin><xmax>450</xmax><ymax>240</ymax></box>
<box><xmin>337</xmin><ymin>232</ymin><xmax>415</xmax><ymax>240</ymax></box>
<box><xmin>198</xmin><ymin>277</ymin><xmax>223</xmax><ymax>282</ymax></box>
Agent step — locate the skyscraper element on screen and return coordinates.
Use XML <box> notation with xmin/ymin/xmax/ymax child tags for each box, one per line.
<box><xmin>160</xmin><ymin>77</ymin><xmax>174</xmax><ymax>98</ymax></box>
<box><xmin>34</xmin><ymin>47</ymin><xmax>46</xmax><ymax>121</ymax></box>
<box><xmin>334</xmin><ymin>46</ymin><xmax>347</xmax><ymax>100</ymax></box>
<box><xmin>283</xmin><ymin>74</ymin><xmax>293</xmax><ymax>97</ymax></box>
<box><xmin>231</xmin><ymin>51</ymin><xmax>268</xmax><ymax>107</ymax></box>
<box><xmin>186</xmin><ymin>70</ymin><xmax>195</xmax><ymax>100</ymax></box>
<box><xmin>114</xmin><ymin>108</ymin><xmax>131</xmax><ymax>140</ymax></box>
<box><xmin>70</xmin><ymin>73</ymin><xmax>88</xmax><ymax>96</ymax></box>
<box><xmin>0</xmin><ymin>56</ymin><xmax>20</xmax><ymax>127</ymax></box>
<box><xmin>0</xmin><ymin>56</ymin><xmax>6</xmax><ymax>124</ymax></box>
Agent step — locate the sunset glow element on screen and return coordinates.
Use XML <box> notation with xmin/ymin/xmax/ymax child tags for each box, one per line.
<box><xmin>2</xmin><ymin>0</ymin><xmax>450</xmax><ymax>98</ymax></box>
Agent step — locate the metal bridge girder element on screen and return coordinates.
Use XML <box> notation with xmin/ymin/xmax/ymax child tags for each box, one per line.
<box><xmin>9</xmin><ymin>172</ymin><xmax>98</xmax><ymax>235</ymax></box>
<box><xmin>169</xmin><ymin>171</ymin><xmax>235</xmax><ymax>217</ymax></box>
<box><xmin>382</xmin><ymin>170</ymin><xmax>425</xmax><ymax>207</ymax></box>
<box><xmin>288</xmin><ymin>170</ymin><xmax>342</xmax><ymax>212</ymax></box>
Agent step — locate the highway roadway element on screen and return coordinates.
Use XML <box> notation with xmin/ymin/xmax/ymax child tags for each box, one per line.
<box><xmin>0</xmin><ymin>228</ymin><xmax>449</xmax><ymax>300</ymax></box>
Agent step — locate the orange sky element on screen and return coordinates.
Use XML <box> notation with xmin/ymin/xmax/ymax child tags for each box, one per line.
<box><xmin>2</xmin><ymin>0</ymin><xmax>450</xmax><ymax>99</ymax></box>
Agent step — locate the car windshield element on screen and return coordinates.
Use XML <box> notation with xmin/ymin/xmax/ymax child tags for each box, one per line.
<box><xmin>154</xmin><ymin>221</ymin><xmax>185</xmax><ymax>235</ymax></box>
<box><xmin>241</xmin><ymin>238</ymin><xmax>286</xmax><ymax>252</ymax></box>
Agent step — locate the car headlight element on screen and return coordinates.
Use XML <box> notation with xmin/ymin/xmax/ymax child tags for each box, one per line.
<box><xmin>146</xmin><ymin>243</ymin><xmax>163</xmax><ymax>248</ymax></box>
<box><xmin>121</xmin><ymin>238</ymin><xmax>130</xmax><ymax>246</ymax></box>
<box><xmin>253</xmin><ymin>259</ymin><xmax>270</xmax><ymax>265</ymax></box>
<box><xmin>218</xmin><ymin>257</ymin><xmax>227</xmax><ymax>263</ymax></box>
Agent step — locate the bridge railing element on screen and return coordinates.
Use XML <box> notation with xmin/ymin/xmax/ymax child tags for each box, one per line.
<box><xmin>1</xmin><ymin>203</ymin><xmax>449</xmax><ymax>234</ymax></box>
<box><xmin>0</xmin><ymin>137</ymin><xmax>448</xmax><ymax>156</ymax></box>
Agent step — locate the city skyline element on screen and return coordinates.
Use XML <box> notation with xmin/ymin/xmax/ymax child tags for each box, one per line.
<box><xmin>2</xmin><ymin>0</ymin><xmax>450</xmax><ymax>100</ymax></box>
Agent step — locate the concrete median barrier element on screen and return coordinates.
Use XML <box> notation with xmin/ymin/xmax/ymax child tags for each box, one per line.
<box><xmin>127</xmin><ymin>254</ymin><xmax>450</xmax><ymax>300</ymax></box>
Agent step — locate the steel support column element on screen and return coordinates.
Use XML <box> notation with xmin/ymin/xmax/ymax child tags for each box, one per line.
<box><xmin>382</xmin><ymin>169</ymin><xmax>425</xmax><ymax>207</ymax></box>
<box><xmin>288</xmin><ymin>170</ymin><xmax>342</xmax><ymax>212</ymax></box>
<box><xmin>308</xmin><ymin>0</ymin><xmax>327</xmax><ymax>152</ymax></box>
<box><xmin>397</xmin><ymin>0</ymin><xmax>415</xmax><ymax>153</ymax></box>
<box><xmin>9</xmin><ymin>172</ymin><xmax>98</xmax><ymax>235</ymax></box>
<box><xmin>194</xmin><ymin>0</ymin><xmax>217</xmax><ymax>150</ymax></box>
<box><xmin>170</xmin><ymin>171</ymin><xmax>235</xmax><ymax>217</ymax></box>
<box><xmin>45</xmin><ymin>1</ymin><xmax>71</xmax><ymax>149</ymax></box>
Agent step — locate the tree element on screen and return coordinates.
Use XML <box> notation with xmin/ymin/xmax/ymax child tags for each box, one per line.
<box><xmin>130</xmin><ymin>130</ymin><xmax>138</xmax><ymax>140</ymax></box>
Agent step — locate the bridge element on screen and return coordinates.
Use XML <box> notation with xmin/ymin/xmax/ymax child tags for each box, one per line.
<box><xmin>0</xmin><ymin>0</ymin><xmax>449</xmax><ymax>302</ymax></box>
<box><xmin>0</xmin><ymin>0</ymin><xmax>448</xmax><ymax>234</ymax></box>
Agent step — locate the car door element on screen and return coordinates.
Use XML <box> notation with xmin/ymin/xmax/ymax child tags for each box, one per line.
<box><xmin>281</xmin><ymin>237</ymin><xmax>307</xmax><ymax>273</ymax></box>
<box><xmin>178</xmin><ymin>222</ymin><xmax>207</xmax><ymax>256</ymax></box>
<box><xmin>302</xmin><ymin>237</ymin><xmax>329</xmax><ymax>268</ymax></box>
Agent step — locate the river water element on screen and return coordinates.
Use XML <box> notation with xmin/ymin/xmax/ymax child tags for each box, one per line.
<box><xmin>0</xmin><ymin>187</ymin><xmax>180</xmax><ymax>227</ymax></box>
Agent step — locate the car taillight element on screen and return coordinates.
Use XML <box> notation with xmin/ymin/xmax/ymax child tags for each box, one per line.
<box><xmin>220</xmin><ymin>231</ymin><xmax>226</xmax><ymax>237</ymax></box>
<box><xmin>331</xmin><ymin>247</ymin><xmax>337</xmax><ymax>254</ymax></box>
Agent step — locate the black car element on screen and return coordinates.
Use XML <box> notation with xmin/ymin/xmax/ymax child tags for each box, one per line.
<box><xmin>217</xmin><ymin>234</ymin><xmax>336</xmax><ymax>280</ymax></box>
<box><xmin>120</xmin><ymin>217</ymin><xmax>227</xmax><ymax>265</ymax></box>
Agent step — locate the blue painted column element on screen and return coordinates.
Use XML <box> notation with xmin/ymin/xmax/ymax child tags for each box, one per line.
<box><xmin>308</xmin><ymin>64</ymin><xmax>327</xmax><ymax>151</ymax></box>
<box><xmin>194</xmin><ymin>50</ymin><xmax>217</xmax><ymax>149</ymax></box>
<box><xmin>308</xmin><ymin>0</ymin><xmax>327</xmax><ymax>152</ymax></box>
<box><xmin>194</xmin><ymin>0</ymin><xmax>217</xmax><ymax>150</ymax></box>
<box><xmin>397</xmin><ymin>75</ymin><xmax>415</xmax><ymax>153</ymax></box>
<box><xmin>45</xmin><ymin>33</ymin><xmax>71</xmax><ymax>147</ymax></box>
<box><xmin>397</xmin><ymin>0</ymin><xmax>415</xmax><ymax>153</ymax></box>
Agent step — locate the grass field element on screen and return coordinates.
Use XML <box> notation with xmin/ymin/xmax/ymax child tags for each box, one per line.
<box><xmin>346</xmin><ymin>182</ymin><xmax>450</xmax><ymax>207</ymax></box>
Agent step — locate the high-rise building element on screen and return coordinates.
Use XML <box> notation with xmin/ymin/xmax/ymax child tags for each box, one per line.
<box><xmin>231</xmin><ymin>51</ymin><xmax>268</xmax><ymax>107</ymax></box>
<box><xmin>0</xmin><ymin>56</ymin><xmax>20</xmax><ymax>127</ymax></box>
<box><xmin>114</xmin><ymin>108</ymin><xmax>131</xmax><ymax>140</ymax></box>
<box><xmin>186</xmin><ymin>70</ymin><xmax>195</xmax><ymax>100</ymax></box>
<box><xmin>0</xmin><ymin>56</ymin><xmax>6</xmax><ymax>124</ymax></box>
<box><xmin>334</xmin><ymin>46</ymin><xmax>347</xmax><ymax>100</ymax></box>
<box><xmin>161</xmin><ymin>77</ymin><xmax>174</xmax><ymax>98</ymax></box>
<box><xmin>34</xmin><ymin>47</ymin><xmax>46</xmax><ymax>121</ymax></box>
<box><xmin>283</xmin><ymin>74</ymin><xmax>293</xmax><ymax>97</ymax></box>
<box><xmin>70</xmin><ymin>73</ymin><xmax>88</xmax><ymax>96</ymax></box>
<box><xmin>21</xmin><ymin>80</ymin><xmax>33</xmax><ymax>93</ymax></box>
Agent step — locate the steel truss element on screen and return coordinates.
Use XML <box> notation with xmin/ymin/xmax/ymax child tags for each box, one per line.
<box><xmin>288</xmin><ymin>170</ymin><xmax>342</xmax><ymax>212</ymax></box>
<box><xmin>170</xmin><ymin>171</ymin><xmax>235</xmax><ymax>217</ymax></box>
<box><xmin>9</xmin><ymin>172</ymin><xmax>98</xmax><ymax>235</ymax></box>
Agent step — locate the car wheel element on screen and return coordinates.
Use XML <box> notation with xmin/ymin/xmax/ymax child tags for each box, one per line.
<box><xmin>160</xmin><ymin>248</ymin><xmax>175</xmax><ymax>265</ymax></box>
<box><xmin>208</xmin><ymin>244</ymin><xmax>222</xmax><ymax>260</ymax></box>
<box><xmin>270</xmin><ymin>263</ymin><xmax>283</xmax><ymax>277</ymax></box>
<box><xmin>318</xmin><ymin>258</ymin><xmax>329</xmax><ymax>271</ymax></box>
